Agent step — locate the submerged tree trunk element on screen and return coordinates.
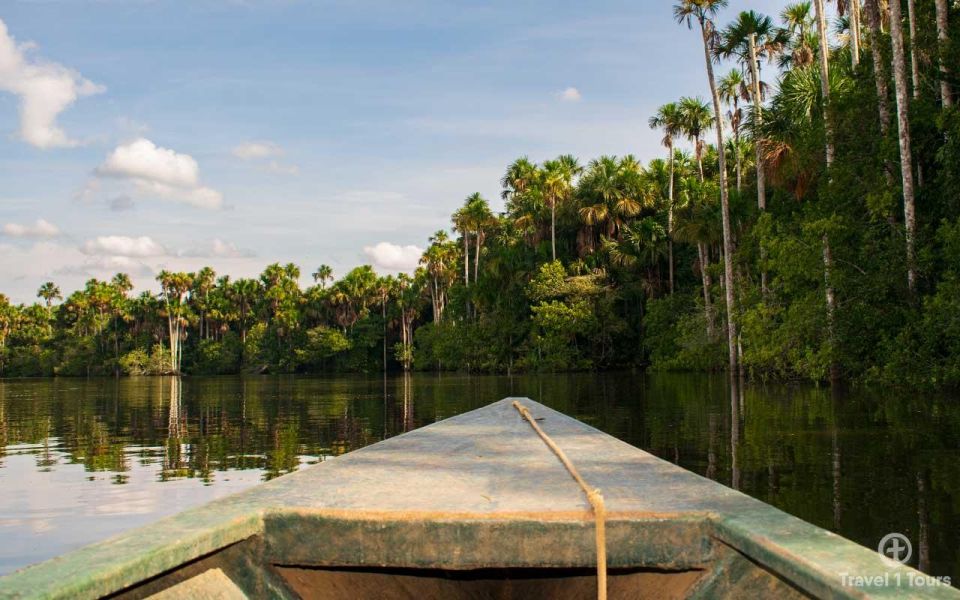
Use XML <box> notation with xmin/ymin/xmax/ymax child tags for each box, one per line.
<box><xmin>935</xmin><ymin>0</ymin><xmax>953</xmax><ymax>107</ymax></box>
<box><xmin>700</xmin><ymin>14</ymin><xmax>739</xmax><ymax>374</ymax></box>
<box><xmin>890</xmin><ymin>0</ymin><xmax>919</xmax><ymax>291</ymax></box>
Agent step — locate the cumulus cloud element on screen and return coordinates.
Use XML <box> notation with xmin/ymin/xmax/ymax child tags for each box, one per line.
<box><xmin>81</xmin><ymin>235</ymin><xmax>166</xmax><ymax>257</ymax></box>
<box><xmin>2</xmin><ymin>218</ymin><xmax>60</xmax><ymax>238</ymax></box>
<box><xmin>0</xmin><ymin>19</ymin><xmax>105</xmax><ymax>148</ymax></box>
<box><xmin>558</xmin><ymin>87</ymin><xmax>582</xmax><ymax>102</ymax></box>
<box><xmin>90</xmin><ymin>138</ymin><xmax>223</xmax><ymax>209</ymax></box>
<box><xmin>108</xmin><ymin>195</ymin><xmax>134</xmax><ymax>212</ymax></box>
<box><xmin>232</xmin><ymin>141</ymin><xmax>282</xmax><ymax>160</ymax></box>
<box><xmin>363</xmin><ymin>242</ymin><xmax>423</xmax><ymax>271</ymax></box>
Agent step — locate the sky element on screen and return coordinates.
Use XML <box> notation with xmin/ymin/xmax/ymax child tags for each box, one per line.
<box><xmin>0</xmin><ymin>0</ymin><xmax>791</xmax><ymax>304</ymax></box>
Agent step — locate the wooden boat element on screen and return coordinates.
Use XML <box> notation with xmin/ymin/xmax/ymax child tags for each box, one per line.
<box><xmin>0</xmin><ymin>398</ymin><xmax>956</xmax><ymax>599</ymax></box>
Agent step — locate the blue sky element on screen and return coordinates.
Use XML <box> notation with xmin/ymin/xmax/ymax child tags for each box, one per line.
<box><xmin>0</xmin><ymin>0</ymin><xmax>790</xmax><ymax>303</ymax></box>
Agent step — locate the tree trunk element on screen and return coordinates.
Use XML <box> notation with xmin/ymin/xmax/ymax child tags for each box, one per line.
<box><xmin>550</xmin><ymin>201</ymin><xmax>557</xmax><ymax>261</ymax></box>
<box><xmin>935</xmin><ymin>0</ymin><xmax>953</xmax><ymax>107</ymax></box>
<box><xmin>814</xmin><ymin>0</ymin><xmax>841</xmax><ymax>382</ymax></box>
<box><xmin>890</xmin><ymin>0</ymin><xmax>919</xmax><ymax>291</ymax></box>
<box><xmin>851</xmin><ymin>0</ymin><xmax>862</xmax><ymax>68</ymax></box>
<box><xmin>698</xmin><ymin>242</ymin><xmax>714</xmax><ymax>338</ymax></box>
<box><xmin>700</xmin><ymin>16</ymin><xmax>738</xmax><ymax>373</ymax></box>
<box><xmin>474</xmin><ymin>233</ymin><xmax>481</xmax><ymax>284</ymax></box>
<box><xmin>749</xmin><ymin>34</ymin><xmax>769</xmax><ymax>296</ymax></box>
<box><xmin>814</xmin><ymin>0</ymin><xmax>836</xmax><ymax>165</ymax></box>
<box><xmin>667</xmin><ymin>143</ymin><xmax>675</xmax><ymax>295</ymax></box>
<box><xmin>865</xmin><ymin>0</ymin><xmax>893</xmax><ymax>136</ymax></box>
<box><xmin>907</xmin><ymin>0</ymin><xmax>921</xmax><ymax>99</ymax></box>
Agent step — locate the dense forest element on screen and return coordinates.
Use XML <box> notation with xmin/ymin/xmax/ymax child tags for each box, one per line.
<box><xmin>2</xmin><ymin>0</ymin><xmax>960</xmax><ymax>387</ymax></box>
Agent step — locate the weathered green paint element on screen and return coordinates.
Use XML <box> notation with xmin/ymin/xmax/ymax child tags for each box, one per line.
<box><xmin>0</xmin><ymin>398</ymin><xmax>955</xmax><ymax>599</ymax></box>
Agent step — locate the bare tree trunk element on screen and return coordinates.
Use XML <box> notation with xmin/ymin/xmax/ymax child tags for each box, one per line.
<box><xmin>890</xmin><ymin>0</ymin><xmax>919</xmax><ymax>291</ymax></box>
<box><xmin>907</xmin><ymin>0</ymin><xmax>921</xmax><ymax>99</ymax></box>
<box><xmin>698</xmin><ymin>242</ymin><xmax>715</xmax><ymax>338</ymax></box>
<box><xmin>815</xmin><ymin>0</ymin><xmax>836</xmax><ymax>165</ymax></box>
<box><xmin>935</xmin><ymin>0</ymin><xmax>953</xmax><ymax>107</ymax></box>
<box><xmin>851</xmin><ymin>0</ymin><xmax>862</xmax><ymax>68</ymax></box>
<box><xmin>702</xmin><ymin>15</ymin><xmax>739</xmax><ymax>373</ymax></box>
<box><xmin>749</xmin><ymin>34</ymin><xmax>769</xmax><ymax>296</ymax></box>
<box><xmin>865</xmin><ymin>0</ymin><xmax>893</xmax><ymax>136</ymax></box>
<box><xmin>550</xmin><ymin>202</ymin><xmax>557</xmax><ymax>261</ymax></box>
<box><xmin>815</xmin><ymin>0</ymin><xmax>841</xmax><ymax>382</ymax></box>
<box><xmin>668</xmin><ymin>144</ymin><xmax>675</xmax><ymax>295</ymax></box>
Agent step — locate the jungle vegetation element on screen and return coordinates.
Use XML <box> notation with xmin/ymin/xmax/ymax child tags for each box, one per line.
<box><xmin>2</xmin><ymin>0</ymin><xmax>960</xmax><ymax>387</ymax></box>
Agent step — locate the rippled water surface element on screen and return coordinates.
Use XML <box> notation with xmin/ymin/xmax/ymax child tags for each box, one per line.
<box><xmin>0</xmin><ymin>373</ymin><xmax>958</xmax><ymax>583</ymax></box>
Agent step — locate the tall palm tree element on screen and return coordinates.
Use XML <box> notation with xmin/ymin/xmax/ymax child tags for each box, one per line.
<box><xmin>452</xmin><ymin>203</ymin><xmax>472</xmax><ymax>288</ymax></box>
<box><xmin>540</xmin><ymin>155</ymin><xmax>582</xmax><ymax>261</ymax></box>
<box><xmin>678</xmin><ymin>96</ymin><xmax>714</xmax><ymax>182</ymax></box>
<box><xmin>888</xmin><ymin>0</ymin><xmax>918</xmax><ymax>290</ymax></box>
<box><xmin>675</xmin><ymin>0</ymin><xmax>739</xmax><ymax>373</ymax></box>
<box><xmin>463</xmin><ymin>193</ymin><xmax>496</xmax><ymax>283</ymax></box>
<box><xmin>649</xmin><ymin>102</ymin><xmax>685</xmax><ymax>293</ymax></box>
<box><xmin>812</xmin><ymin>0</ymin><xmax>841</xmax><ymax>381</ymax></box>
<box><xmin>312</xmin><ymin>265</ymin><xmax>333</xmax><ymax>289</ymax></box>
<box><xmin>781</xmin><ymin>2</ymin><xmax>816</xmax><ymax>68</ymax></box>
<box><xmin>578</xmin><ymin>156</ymin><xmax>647</xmax><ymax>238</ymax></box>
<box><xmin>37</xmin><ymin>282</ymin><xmax>61</xmax><ymax>308</ymax></box>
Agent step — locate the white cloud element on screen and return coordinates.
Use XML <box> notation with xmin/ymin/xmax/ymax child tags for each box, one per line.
<box><xmin>362</xmin><ymin>242</ymin><xmax>423</xmax><ymax>271</ymax></box>
<box><xmin>558</xmin><ymin>87</ymin><xmax>581</xmax><ymax>102</ymax></box>
<box><xmin>266</xmin><ymin>160</ymin><xmax>300</xmax><ymax>175</ymax></box>
<box><xmin>232</xmin><ymin>141</ymin><xmax>282</xmax><ymax>160</ymax></box>
<box><xmin>0</xmin><ymin>19</ymin><xmax>104</xmax><ymax>149</ymax></box>
<box><xmin>90</xmin><ymin>138</ymin><xmax>223</xmax><ymax>209</ymax></box>
<box><xmin>97</xmin><ymin>138</ymin><xmax>200</xmax><ymax>188</ymax></box>
<box><xmin>181</xmin><ymin>238</ymin><xmax>255</xmax><ymax>259</ymax></box>
<box><xmin>2</xmin><ymin>218</ymin><xmax>60</xmax><ymax>239</ymax></box>
<box><xmin>81</xmin><ymin>235</ymin><xmax>166</xmax><ymax>258</ymax></box>
<box><xmin>232</xmin><ymin>141</ymin><xmax>298</xmax><ymax>175</ymax></box>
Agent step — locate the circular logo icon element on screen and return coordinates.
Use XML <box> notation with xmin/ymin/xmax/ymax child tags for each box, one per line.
<box><xmin>878</xmin><ymin>533</ymin><xmax>912</xmax><ymax>564</ymax></box>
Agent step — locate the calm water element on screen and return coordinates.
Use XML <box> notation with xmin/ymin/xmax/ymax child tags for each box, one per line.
<box><xmin>0</xmin><ymin>373</ymin><xmax>958</xmax><ymax>583</ymax></box>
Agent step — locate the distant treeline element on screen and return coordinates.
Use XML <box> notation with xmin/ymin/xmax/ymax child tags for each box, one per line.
<box><xmin>3</xmin><ymin>0</ymin><xmax>960</xmax><ymax>387</ymax></box>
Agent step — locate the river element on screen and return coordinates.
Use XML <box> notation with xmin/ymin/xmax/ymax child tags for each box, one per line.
<box><xmin>0</xmin><ymin>373</ymin><xmax>957</xmax><ymax>584</ymax></box>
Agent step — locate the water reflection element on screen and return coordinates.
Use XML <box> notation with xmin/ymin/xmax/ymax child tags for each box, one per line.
<box><xmin>0</xmin><ymin>373</ymin><xmax>956</xmax><ymax>585</ymax></box>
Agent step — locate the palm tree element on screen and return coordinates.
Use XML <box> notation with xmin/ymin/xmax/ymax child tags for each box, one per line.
<box><xmin>500</xmin><ymin>157</ymin><xmax>539</xmax><ymax>200</ymax></box>
<box><xmin>678</xmin><ymin>96</ymin><xmax>714</xmax><ymax>182</ymax></box>
<box><xmin>812</xmin><ymin>0</ymin><xmax>840</xmax><ymax>376</ymax></box>
<box><xmin>888</xmin><ymin>0</ymin><xmax>918</xmax><ymax>290</ymax></box>
<box><xmin>578</xmin><ymin>156</ymin><xmax>647</xmax><ymax>242</ymax></box>
<box><xmin>452</xmin><ymin>204</ymin><xmax>472</xmax><ymax>288</ymax></box>
<box><xmin>312</xmin><ymin>265</ymin><xmax>333</xmax><ymax>289</ymax></box>
<box><xmin>675</xmin><ymin>0</ymin><xmax>739</xmax><ymax>373</ymax></box>
<box><xmin>649</xmin><ymin>102</ymin><xmax>684</xmax><ymax>293</ymax></box>
<box><xmin>540</xmin><ymin>155</ymin><xmax>582</xmax><ymax>261</ymax></box>
<box><xmin>37</xmin><ymin>282</ymin><xmax>61</xmax><ymax>308</ymax></box>
<box><xmin>781</xmin><ymin>2</ymin><xmax>816</xmax><ymax>68</ymax></box>
<box><xmin>463</xmin><ymin>193</ymin><xmax>496</xmax><ymax>283</ymax></box>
